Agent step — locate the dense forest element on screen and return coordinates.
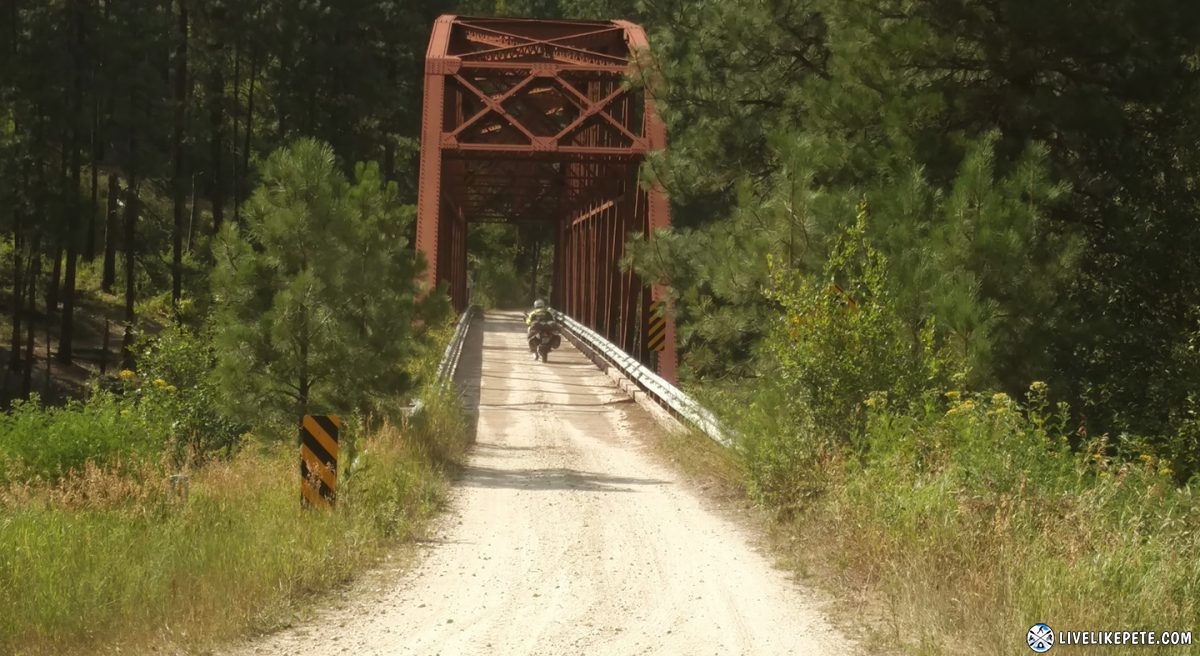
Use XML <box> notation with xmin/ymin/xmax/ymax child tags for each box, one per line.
<box><xmin>7</xmin><ymin>0</ymin><xmax>1200</xmax><ymax>471</ymax></box>
<box><xmin>3</xmin><ymin>0</ymin><xmax>1199</xmax><ymax>652</ymax></box>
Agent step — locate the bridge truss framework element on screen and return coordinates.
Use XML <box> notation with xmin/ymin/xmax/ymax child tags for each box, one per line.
<box><xmin>416</xmin><ymin>15</ymin><xmax>677</xmax><ymax>381</ymax></box>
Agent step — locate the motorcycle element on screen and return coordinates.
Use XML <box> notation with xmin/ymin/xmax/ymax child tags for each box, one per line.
<box><xmin>527</xmin><ymin>317</ymin><xmax>562</xmax><ymax>362</ymax></box>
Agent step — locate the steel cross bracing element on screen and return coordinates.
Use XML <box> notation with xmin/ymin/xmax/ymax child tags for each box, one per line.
<box><xmin>417</xmin><ymin>15</ymin><xmax>677</xmax><ymax>382</ymax></box>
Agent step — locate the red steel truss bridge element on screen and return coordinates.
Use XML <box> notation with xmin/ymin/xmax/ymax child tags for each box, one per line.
<box><xmin>416</xmin><ymin>15</ymin><xmax>678</xmax><ymax>382</ymax></box>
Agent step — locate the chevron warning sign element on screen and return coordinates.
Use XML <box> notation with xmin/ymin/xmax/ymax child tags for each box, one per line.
<box><xmin>300</xmin><ymin>415</ymin><xmax>341</xmax><ymax>509</ymax></box>
<box><xmin>647</xmin><ymin>300</ymin><xmax>667</xmax><ymax>352</ymax></box>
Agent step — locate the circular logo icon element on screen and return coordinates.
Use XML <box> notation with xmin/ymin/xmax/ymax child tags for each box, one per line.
<box><xmin>1028</xmin><ymin>624</ymin><xmax>1055</xmax><ymax>652</ymax></box>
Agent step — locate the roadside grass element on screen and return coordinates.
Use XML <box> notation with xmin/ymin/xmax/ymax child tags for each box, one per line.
<box><xmin>731</xmin><ymin>389</ymin><xmax>1200</xmax><ymax>656</ymax></box>
<box><xmin>0</xmin><ymin>390</ymin><xmax>469</xmax><ymax>656</ymax></box>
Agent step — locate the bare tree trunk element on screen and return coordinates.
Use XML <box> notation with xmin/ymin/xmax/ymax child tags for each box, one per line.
<box><xmin>188</xmin><ymin>172</ymin><xmax>198</xmax><ymax>251</ymax></box>
<box><xmin>87</xmin><ymin>106</ymin><xmax>100</xmax><ymax>262</ymax></box>
<box><xmin>231</xmin><ymin>34</ymin><xmax>240</xmax><ymax>223</ymax></box>
<box><xmin>60</xmin><ymin>0</ymin><xmax>87</xmax><ymax>364</ymax></box>
<box><xmin>22</xmin><ymin>238</ymin><xmax>40</xmax><ymax>399</ymax></box>
<box><xmin>102</xmin><ymin>173</ymin><xmax>118</xmax><ymax>292</ymax></box>
<box><xmin>122</xmin><ymin>91</ymin><xmax>140</xmax><ymax>370</ymax></box>
<box><xmin>122</xmin><ymin>182</ymin><xmax>138</xmax><ymax>369</ymax></box>
<box><xmin>47</xmin><ymin>244</ymin><xmax>62</xmax><ymax>322</ymax></box>
<box><xmin>239</xmin><ymin>42</ymin><xmax>258</xmax><ymax>219</ymax></box>
<box><xmin>22</xmin><ymin>155</ymin><xmax>44</xmax><ymax>398</ymax></box>
<box><xmin>10</xmin><ymin>160</ymin><xmax>30</xmax><ymax>372</ymax></box>
<box><xmin>87</xmin><ymin>33</ymin><xmax>102</xmax><ymax>265</ymax></box>
<box><xmin>171</xmin><ymin>0</ymin><xmax>189</xmax><ymax>307</ymax></box>
<box><xmin>208</xmin><ymin>53</ymin><xmax>225</xmax><ymax>236</ymax></box>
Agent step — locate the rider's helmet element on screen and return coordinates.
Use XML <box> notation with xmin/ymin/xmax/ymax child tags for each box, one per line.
<box><xmin>533</xmin><ymin>299</ymin><xmax>546</xmax><ymax>309</ymax></box>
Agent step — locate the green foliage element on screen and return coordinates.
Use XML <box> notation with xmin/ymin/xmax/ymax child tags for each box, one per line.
<box><xmin>211</xmin><ymin>139</ymin><xmax>447</xmax><ymax>425</ymax></box>
<box><xmin>0</xmin><ymin>325</ymin><xmax>245</xmax><ymax>484</ymax></box>
<box><xmin>135</xmin><ymin>324</ymin><xmax>245</xmax><ymax>461</ymax></box>
<box><xmin>0</xmin><ymin>392</ymin><xmax>161</xmax><ymax>485</ymax></box>
<box><xmin>764</xmin><ymin>203</ymin><xmax>954</xmax><ymax>439</ymax></box>
<box><xmin>0</xmin><ymin>391</ymin><xmax>471</xmax><ymax>656</ymax></box>
<box><xmin>466</xmin><ymin>223</ymin><xmax>554</xmax><ymax>309</ymax></box>
<box><xmin>630</xmin><ymin>0</ymin><xmax>1200</xmax><ymax>458</ymax></box>
<box><xmin>823</xmin><ymin>385</ymin><xmax>1200</xmax><ymax>653</ymax></box>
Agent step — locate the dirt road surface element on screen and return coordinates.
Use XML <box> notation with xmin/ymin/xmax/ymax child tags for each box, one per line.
<box><xmin>235</xmin><ymin>312</ymin><xmax>855</xmax><ymax>656</ymax></box>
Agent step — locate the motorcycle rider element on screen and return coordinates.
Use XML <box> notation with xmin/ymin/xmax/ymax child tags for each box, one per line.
<box><xmin>525</xmin><ymin>299</ymin><xmax>557</xmax><ymax>360</ymax></box>
<box><xmin>525</xmin><ymin>299</ymin><xmax>552</xmax><ymax>325</ymax></box>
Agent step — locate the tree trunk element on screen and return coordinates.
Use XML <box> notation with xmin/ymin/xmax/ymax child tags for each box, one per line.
<box><xmin>188</xmin><ymin>172</ymin><xmax>198</xmax><ymax>251</ymax></box>
<box><xmin>298</xmin><ymin>319</ymin><xmax>309</xmax><ymax>419</ymax></box>
<box><xmin>122</xmin><ymin>182</ymin><xmax>138</xmax><ymax>369</ymax></box>
<box><xmin>102</xmin><ymin>173</ymin><xmax>119</xmax><ymax>293</ymax></box>
<box><xmin>10</xmin><ymin>160</ymin><xmax>30</xmax><ymax>372</ymax></box>
<box><xmin>231</xmin><ymin>34</ymin><xmax>240</xmax><ymax>223</ymax></box>
<box><xmin>22</xmin><ymin>158</ymin><xmax>44</xmax><ymax>398</ymax></box>
<box><xmin>87</xmin><ymin>107</ymin><xmax>99</xmax><ymax>262</ymax></box>
<box><xmin>240</xmin><ymin>43</ymin><xmax>258</xmax><ymax>219</ymax></box>
<box><xmin>171</xmin><ymin>0</ymin><xmax>188</xmax><ymax>307</ymax></box>
<box><xmin>60</xmin><ymin>0</ymin><xmax>87</xmax><ymax>364</ymax></box>
<box><xmin>47</xmin><ymin>244</ymin><xmax>62</xmax><ymax>321</ymax></box>
<box><xmin>122</xmin><ymin>92</ymin><xmax>140</xmax><ymax>370</ymax></box>
<box><xmin>383</xmin><ymin>58</ymin><xmax>397</xmax><ymax>182</ymax></box>
<box><xmin>9</xmin><ymin>222</ymin><xmax>23</xmax><ymax>372</ymax></box>
<box><xmin>208</xmin><ymin>55</ymin><xmax>225</xmax><ymax>236</ymax></box>
<box><xmin>22</xmin><ymin>238</ymin><xmax>40</xmax><ymax>399</ymax></box>
<box><xmin>87</xmin><ymin>50</ymin><xmax>101</xmax><ymax>263</ymax></box>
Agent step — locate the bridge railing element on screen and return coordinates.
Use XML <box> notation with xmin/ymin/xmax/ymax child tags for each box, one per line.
<box><xmin>410</xmin><ymin>305</ymin><xmax>480</xmax><ymax>416</ymax></box>
<box><xmin>434</xmin><ymin>304</ymin><xmax>480</xmax><ymax>389</ymax></box>
<box><xmin>550</xmin><ymin>309</ymin><xmax>732</xmax><ymax>448</ymax></box>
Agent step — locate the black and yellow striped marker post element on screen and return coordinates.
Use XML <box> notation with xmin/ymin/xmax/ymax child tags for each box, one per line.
<box><xmin>647</xmin><ymin>300</ymin><xmax>667</xmax><ymax>352</ymax></box>
<box><xmin>300</xmin><ymin>415</ymin><xmax>341</xmax><ymax>510</ymax></box>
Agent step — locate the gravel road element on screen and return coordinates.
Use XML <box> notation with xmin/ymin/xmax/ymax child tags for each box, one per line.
<box><xmin>234</xmin><ymin>312</ymin><xmax>855</xmax><ymax>656</ymax></box>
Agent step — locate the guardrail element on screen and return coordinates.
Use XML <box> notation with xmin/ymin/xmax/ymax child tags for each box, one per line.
<box><xmin>434</xmin><ymin>304</ymin><xmax>480</xmax><ymax>388</ymax></box>
<box><xmin>550</xmin><ymin>309</ymin><xmax>732</xmax><ymax>448</ymax></box>
<box><xmin>411</xmin><ymin>305</ymin><xmax>479</xmax><ymax>416</ymax></box>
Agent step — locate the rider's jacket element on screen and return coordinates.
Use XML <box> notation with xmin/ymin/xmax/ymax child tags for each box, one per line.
<box><xmin>525</xmin><ymin>308</ymin><xmax>554</xmax><ymax>326</ymax></box>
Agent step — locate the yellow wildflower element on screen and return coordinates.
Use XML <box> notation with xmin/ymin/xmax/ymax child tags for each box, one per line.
<box><xmin>1029</xmin><ymin>381</ymin><xmax>1048</xmax><ymax>393</ymax></box>
<box><xmin>153</xmin><ymin>378</ymin><xmax>168</xmax><ymax>388</ymax></box>
<box><xmin>118</xmin><ymin>369</ymin><xmax>135</xmax><ymax>381</ymax></box>
<box><xmin>945</xmin><ymin>399</ymin><xmax>977</xmax><ymax>417</ymax></box>
<box><xmin>991</xmin><ymin>392</ymin><xmax>1011</xmax><ymax>405</ymax></box>
<box><xmin>944</xmin><ymin>390</ymin><xmax>961</xmax><ymax>402</ymax></box>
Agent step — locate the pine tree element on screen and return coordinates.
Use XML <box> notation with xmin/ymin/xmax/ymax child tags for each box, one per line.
<box><xmin>210</xmin><ymin>139</ymin><xmax>446</xmax><ymax>423</ymax></box>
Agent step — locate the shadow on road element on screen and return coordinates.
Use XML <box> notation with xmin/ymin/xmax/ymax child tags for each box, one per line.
<box><xmin>457</xmin><ymin>463</ymin><xmax>670</xmax><ymax>492</ymax></box>
<box><xmin>480</xmin><ymin>373</ymin><xmax>598</xmax><ymax>389</ymax></box>
<box><xmin>478</xmin><ymin>399</ymin><xmax>634</xmax><ymax>410</ymax></box>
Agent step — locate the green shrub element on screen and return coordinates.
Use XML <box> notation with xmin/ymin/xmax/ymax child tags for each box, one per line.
<box><xmin>0</xmin><ymin>392</ymin><xmax>163</xmax><ymax>484</ymax></box>
<box><xmin>135</xmin><ymin>323</ymin><xmax>245</xmax><ymax>461</ymax></box>
<box><xmin>742</xmin><ymin>204</ymin><xmax>956</xmax><ymax>509</ymax></box>
<box><xmin>788</xmin><ymin>383</ymin><xmax>1200</xmax><ymax>654</ymax></box>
